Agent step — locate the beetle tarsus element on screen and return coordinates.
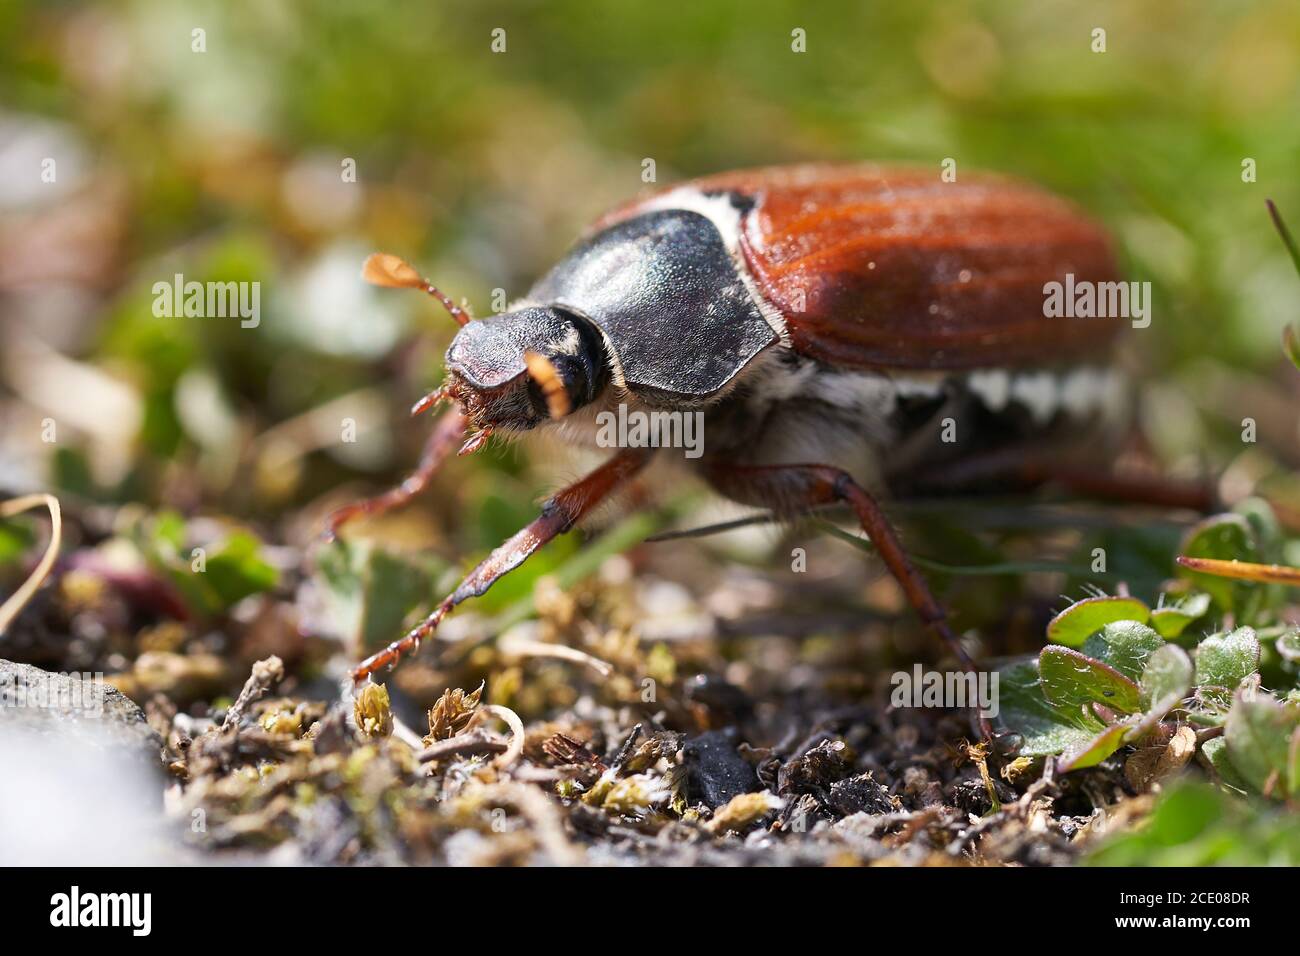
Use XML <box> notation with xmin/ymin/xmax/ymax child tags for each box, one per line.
<box><xmin>351</xmin><ymin>602</ymin><xmax>451</xmax><ymax>683</ymax></box>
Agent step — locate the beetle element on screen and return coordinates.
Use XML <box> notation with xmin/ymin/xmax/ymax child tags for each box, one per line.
<box><xmin>327</xmin><ymin>163</ymin><xmax>1130</xmax><ymax>714</ymax></box>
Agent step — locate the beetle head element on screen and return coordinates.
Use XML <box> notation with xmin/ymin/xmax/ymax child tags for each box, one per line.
<box><xmin>361</xmin><ymin>253</ymin><xmax>611</xmax><ymax>445</ymax></box>
<box><xmin>443</xmin><ymin>307</ymin><xmax>610</xmax><ymax>434</ymax></box>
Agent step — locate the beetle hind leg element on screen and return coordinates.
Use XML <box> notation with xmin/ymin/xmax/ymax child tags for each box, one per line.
<box><xmin>705</xmin><ymin>460</ymin><xmax>991</xmax><ymax>738</ymax></box>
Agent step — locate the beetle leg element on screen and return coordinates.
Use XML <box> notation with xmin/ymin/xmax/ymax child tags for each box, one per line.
<box><xmin>350</xmin><ymin>448</ymin><xmax>651</xmax><ymax>683</ymax></box>
<box><xmin>1013</xmin><ymin>462</ymin><xmax>1214</xmax><ymax>511</ymax></box>
<box><xmin>902</xmin><ymin>445</ymin><xmax>1216</xmax><ymax>512</ymax></box>
<box><xmin>323</xmin><ymin>407</ymin><xmax>468</xmax><ymax>541</ymax></box>
<box><xmin>706</xmin><ymin>460</ymin><xmax>992</xmax><ymax>739</ymax></box>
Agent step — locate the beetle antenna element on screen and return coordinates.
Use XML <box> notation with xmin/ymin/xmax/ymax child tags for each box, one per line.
<box><xmin>362</xmin><ymin>252</ymin><xmax>473</xmax><ymax>326</ymax></box>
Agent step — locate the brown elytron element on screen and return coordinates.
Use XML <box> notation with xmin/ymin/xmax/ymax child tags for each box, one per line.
<box><xmin>607</xmin><ymin>164</ymin><xmax>1122</xmax><ymax>369</ymax></box>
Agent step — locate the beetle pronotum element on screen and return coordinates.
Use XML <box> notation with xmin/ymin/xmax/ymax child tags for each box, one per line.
<box><xmin>328</xmin><ymin>163</ymin><xmax>1145</xmax><ymax>733</ymax></box>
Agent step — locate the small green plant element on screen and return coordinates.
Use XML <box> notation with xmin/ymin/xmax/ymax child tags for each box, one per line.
<box><xmin>1086</xmin><ymin>780</ymin><xmax>1300</xmax><ymax>865</ymax></box>
<box><xmin>131</xmin><ymin>510</ymin><xmax>279</xmax><ymax>618</ymax></box>
<box><xmin>996</xmin><ymin>498</ymin><xmax>1300</xmax><ymax>797</ymax></box>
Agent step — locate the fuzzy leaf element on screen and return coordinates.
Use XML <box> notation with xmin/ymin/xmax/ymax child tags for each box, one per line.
<box><xmin>1085</xmin><ymin>781</ymin><xmax>1300</xmax><ymax>866</ymax></box>
<box><xmin>1199</xmin><ymin>736</ymin><xmax>1251</xmax><ymax>792</ymax></box>
<box><xmin>1040</xmin><ymin>645</ymin><xmax>1142</xmax><ymax>715</ymax></box>
<box><xmin>1140</xmin><ymin>643</ymin><xmax>1193</xmax><ymax>711</ymax></box>
<box><xmin>1149</xmin><ymin>592</ymin><xmax>1211</xmax><ymax>639</ymax></box>
<box><xmin>1081</xmin><ymin>620</ymin><xmax>1165</xmax><ymax>681</ymax></box>
<box><xmin>992</xmin><ymin>657</ymin><xmax>1100</xmax><ymax>758</ymax></box>
<box><xmin>1194</xmin><ymin>627</ymin><xmax>1261</xmax><ymax>690</ymax></box>
<box><xmin>1058</xmin><ymin>720</ymin><xmax>1134</xmax><ymax>772</ymax></box>
<box><xmin>1046</xmin><ymin>595</ymin><xmax>1150</xmax><ymax>648</ymax></box>
<box><xmin>1277</xmin><ymin>627</ymin><xmax>1300</xmax><ymax>664</ymax></box>
<box><xmin>1062</xmin><ymin>694</ymin><xmax>1190</xmax><ymax>774</ymax></box>
<box><xmin>1224</xmin><ymin>690</ymin><xmax>1300</xmax><ymax>799</ymax></box>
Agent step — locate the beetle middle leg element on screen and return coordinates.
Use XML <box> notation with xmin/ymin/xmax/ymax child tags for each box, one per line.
<box><xmin>350</xmin><ymin>447</ymin><xmax>651</xmax><ymax>683</ymax></box>
<box><xmin>706</xmin><ymin>460</ymin><xmax>992</xmax><ymax>737</ymax></box>
<box><xmin>323</xmin><ymin>407</ymin><xmax>468</xmax><ymax>541</ymax></box>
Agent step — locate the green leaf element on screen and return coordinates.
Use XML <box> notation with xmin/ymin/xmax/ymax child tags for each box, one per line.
<box><xmin>1234</xmin><ymin>496</ymin><xmax>1282</xmax><ymax>558</ymax></box>
<box><xmin>1086</xmin><ymin>783</ymin><xmax>1225</xmax><ymax>865</ymax></box>
<box><xmin>131</xmin><ymin>514</ymin><xmax>279</xmax><ymax>617</ymax></box>
<box><xmin>1042</xmin><ymin>641</ymin><xmax>1190</xmax><ymax>773</ymax></box>
<box><xmin>1040</xmin><ymin>645</ymin><xmax>1142</xmax><ymax>715</ymax></box>
<box><xmin>1199</xmin><ymin>736</ymin><xmax>1251</xmax><ymax>792</ymax></box>
<box><xmin>0</xmin><ymin>520</ymin><xmax>35</xmax><ymax>568</ymax></box>
<box><xmin>991</xmin><ymin>657</ymin><xmax>1100</xmax><ymax>758</ymax></box>
<box><xmin>153</xmin><ymin>511</ymin><xmax>187</xmax><ymax>551</ymax></box>
<box><xmin>1149</xmin><ymin>592</ymin><xmax>1210</xmax><ymax>639</ymax></box>
<box><xmin>1081</xmin><ymin>620</ymin><xmax>1166</xmax><ymax>680</ymax></box>
<box><xmin>1177</xmin><ymin>514</ymin><xmax>1260</xmax><ymax>612</ymax></box>
<box><xmin>1276</xmin><ymin>627</ymin><xmax>1300</xmax><ymax>664</ymax></box>
<box><xmin>1085</xmin><ymin>781</ymin><xmax>1300</xmax><ymax>866</ymax></box>
<box><xmin>313</xmin><ymin>539</ymin><xmax>446</xmax><ymax>652</ymax></box>
<box><xmin>1224</xmin><ymin>690</ymin><xmax>1300</xmax><ymax>799</ymax></box>
<box><xmin>1194</xmin><ymin>627</ymin><xmax>1261</xmax><ymax>690</ymax></box>
<box><xmin>1046</xmin><ymin>595</ymin><xmax>1150</xmax><ymax>648</ymax></box>
<box><xmin>1140</xmin><ymin>643</ymin><xmax>1193</xmax><ymax>711</ymax></box>
<box><xmin>202</xmin><ymin>531</ymin><xmax>279</xmax><ymax>609</ymax></box>
<box><xmin>1060</xmin><ymin>702</ymin><xmax>1173</xmax><ymax>772</ymax></box>
<box><xmin>1058</xmin><ymin>720</ymin><xmax>1135</xmax><ymax>772</ymax></box>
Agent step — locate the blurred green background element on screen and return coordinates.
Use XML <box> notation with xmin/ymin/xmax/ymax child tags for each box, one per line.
<box><xmin>1</xmin><ymin>0</ymin><xmax>1298</xmax><ymax>538</ymax></box>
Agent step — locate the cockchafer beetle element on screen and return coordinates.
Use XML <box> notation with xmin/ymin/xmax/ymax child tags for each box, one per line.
<box><xmin>327</xmin><ymin>163</ymin><xmax>1196</xmax><ymax>731</ymax></box>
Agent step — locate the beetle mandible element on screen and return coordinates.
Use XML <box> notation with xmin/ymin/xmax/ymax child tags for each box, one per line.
<box><xmin>327</xmin><ymin>163</ymin><xmax>1128</xmax><ymax>719</ymax></box>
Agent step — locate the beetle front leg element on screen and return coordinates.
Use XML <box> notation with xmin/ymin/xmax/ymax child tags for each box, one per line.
<box><xmin>350</xmin><ymin>447</ymin><xmax>651</xmax><ymax>683</ymax></box>
<box><xmin>706</xmin><ymin>460</ymin><xmax>991</xmax><ymax>738</ymax></box>
<box><xmin>323</xmin><ymin>407</ymin><xmax>468</xmax><ymax>541</ymax></box>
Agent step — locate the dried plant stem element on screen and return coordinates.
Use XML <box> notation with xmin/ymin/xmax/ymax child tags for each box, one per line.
<box><xmin>0</xmin><ymin>493</ymin><xmax>62</xmax><ymax>635</ymax></box>
<box><xmin>501</xmin><ymin>638</ymin><xmax>614</xmax><ymax>678</ymax></box>
<box><xmin>221</xmin><ymin>656</ymin><xmax>285</xmax><ymax>732</ymax></box>
<box><xmin>389</xmin><ymin>714</ymin><xmax>426</xmax><ymax>751</ymax></box>
<box><xmin>419</xmin><ymin>729</ymin><xmax>508</xmax><ymax>763</ymax></box>
<box><xmin>1176</xmin><ymin>555</ymin><xmax>1300</xmax><ymax>586</ymax></box>
<box><xmin>469</xmin><ymin>782</ymin><xmax>581</xmax><ymax>864</ymax></box>
<box><xmin>471</xmin><ymin>704</ymin><xmax>525</xmax><ymax>770</ymax></box>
